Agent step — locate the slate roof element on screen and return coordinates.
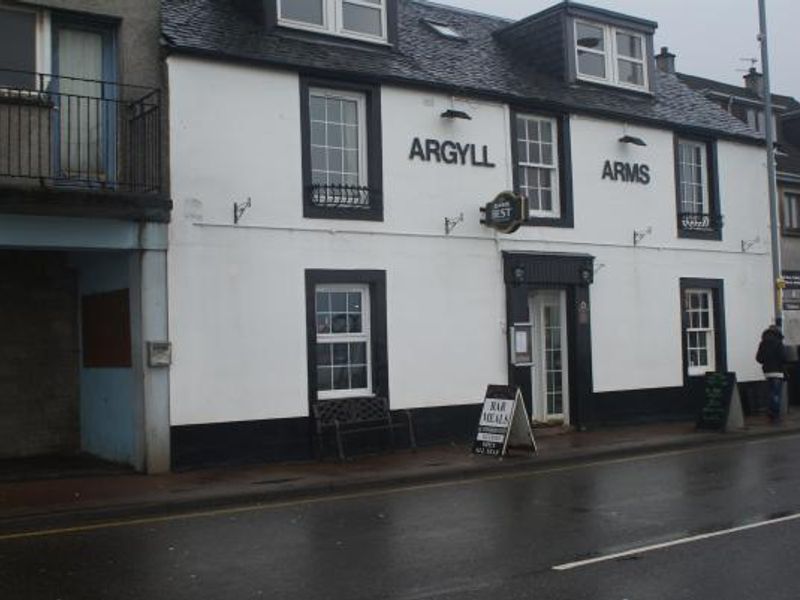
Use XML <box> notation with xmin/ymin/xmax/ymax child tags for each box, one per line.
<box><xmin>677</xmin><ymin>72</ymin><xmax>800</xmax><ymax>112</ymax></box>
<box><xmin>162</xmin><ymin>0</ymin><xmax>762</xmax><ymax>143</ymax></box>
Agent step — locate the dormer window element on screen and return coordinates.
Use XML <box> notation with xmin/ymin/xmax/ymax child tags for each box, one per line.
<box><xmin>278</xmin><ymin>0</ymin><xmax>387</xmax><ymax>43</ymax></box>
<box><xmin>575</xmin><ymin>20</ymin><xmax>648</xmax><ymax>90</ymax></box>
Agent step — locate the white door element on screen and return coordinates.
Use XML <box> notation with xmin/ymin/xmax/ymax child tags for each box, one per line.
<box><xmin>529</xmin><ymin>290</ymin><xmax>569</xmax><ymax>424</ymax></box>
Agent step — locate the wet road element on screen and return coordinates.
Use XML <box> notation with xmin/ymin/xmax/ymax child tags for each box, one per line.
<box><xmin>3</xmin><ymin>434</ymin><xmax>800</xmax><ymax>599</ymax></box>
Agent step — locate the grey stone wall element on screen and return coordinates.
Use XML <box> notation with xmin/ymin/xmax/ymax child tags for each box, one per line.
<box><xmin>0</xmin><ymin>251</ymin><xmax>80</xmax><ymax>458</ymax></box>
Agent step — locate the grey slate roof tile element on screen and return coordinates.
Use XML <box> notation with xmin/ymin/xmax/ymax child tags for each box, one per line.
<box><xmin>162</xmin><ymin>0</ymin><xmax>762</xmax><ymax>142</ymax></box>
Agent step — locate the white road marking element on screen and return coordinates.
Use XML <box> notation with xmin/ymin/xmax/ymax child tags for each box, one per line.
<box><xmin>553</xmin><ymin>512</ymin><xmax>800</xmax><ymax>571</ymax></box>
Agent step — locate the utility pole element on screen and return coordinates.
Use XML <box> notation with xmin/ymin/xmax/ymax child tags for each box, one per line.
<box><xmin>758</xmin><ymin>0</ymin><xmax>783</xmax><ymax>327</ymax></box>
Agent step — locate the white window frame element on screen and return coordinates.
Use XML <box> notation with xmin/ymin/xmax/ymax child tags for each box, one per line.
<box><xmin>677</xmin><ymin>139</ymin><xmax>709</xmax><ymax>215</ymax></box>
<box><xmin>308</xmin><ymin>87</ymin><xmax>368</xmax><ymax>189</ymax></box>
<box><xmin>574</xmin><ymin>19</ymin><xmax>648</xmax><ymax>91</ymax></box>
<box><xmin>684</xmin><ymin>288</ymin><xmax>716</xmax><ymax>376</ymax></box>
<box><xmin>277</xmin><ymin>0</ymin><xmax>388</xmax><ymax>44</ymax></box>
<box><xmin>516</xmin><ymin>114</ymin><xmax>560</xmax><ymax>219</ymax></box>
<box><xmin>315</xmin><ymin>283</ymin><xmax>372</xmax><ymax>400</ymax></box>
<box><xmin>784</xmin><ymin>192</ymin><xmax>800</xmax><ymax>231</ymax></box>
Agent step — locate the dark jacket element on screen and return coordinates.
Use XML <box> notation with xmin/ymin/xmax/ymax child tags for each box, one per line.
<box><xmin>756</xmin><ymin>327</ymin><xmax>785</xmax><ymax>375</ymax></box>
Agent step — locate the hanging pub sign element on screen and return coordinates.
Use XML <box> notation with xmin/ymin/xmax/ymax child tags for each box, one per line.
<box><xmin>472</xmin><ymin>385</ymin><xmax>536</xmax><ymax>457</ymax></box>
<box><xmin>480</xmin><ymin>191</ymin><xmax>526</xmax><ymax>234</ymax></box>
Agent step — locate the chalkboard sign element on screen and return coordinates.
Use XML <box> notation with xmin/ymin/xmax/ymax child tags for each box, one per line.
<box><xmin>696</xmin><ymin>372</ymin><xmax>743</xmax><ymax>431</ymax></box>
<box><xmin>473</xmin><ymin>385</ymin><xmax>536</xmax><ymax>457</ymax></box>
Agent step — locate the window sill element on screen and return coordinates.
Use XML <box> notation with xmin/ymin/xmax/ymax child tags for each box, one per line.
<box><xmin>573</xmin><ymin>75</ymin><xmax>653</xmax><ymax>97</ymax></box>
<box><xmin>522</xmin><ymin>215</ymin><xmax>574</xmax><ymax>228</ymax></box>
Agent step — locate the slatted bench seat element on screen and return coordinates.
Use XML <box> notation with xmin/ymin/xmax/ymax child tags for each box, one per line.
<box><xmin>312</xmin><ymin>396</ymin><xmax>416</xmax><ymax>461</ymax></box>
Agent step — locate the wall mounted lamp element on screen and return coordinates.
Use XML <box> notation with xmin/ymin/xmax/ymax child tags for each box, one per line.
<box><xmin>441</xmin><ymin>109</ymin><xmax>472</xmax><ymax>120</ymax></box>
<box><xmin>619</xmin><ymin>135</ymin><xmax>647</xmax><ymax>146</ymax></box>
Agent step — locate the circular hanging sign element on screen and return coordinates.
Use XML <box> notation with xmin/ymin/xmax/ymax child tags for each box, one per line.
<box><xmin>481</xmin><ymin>191</ymin><xmax>525</xmax><ymax>234</ymax></box>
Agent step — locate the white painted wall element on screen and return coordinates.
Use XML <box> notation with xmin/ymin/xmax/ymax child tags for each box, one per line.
<box><xmin>167</xmin><ymin>56</ymin><xmax>774</xmax><ymax>425</ymax></box>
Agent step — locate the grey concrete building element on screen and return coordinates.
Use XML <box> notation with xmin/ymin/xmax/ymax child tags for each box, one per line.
<box><xmin>0</xmin><ymin>0</ymin><xmax>171</xmax><ymax>472</ymax></box>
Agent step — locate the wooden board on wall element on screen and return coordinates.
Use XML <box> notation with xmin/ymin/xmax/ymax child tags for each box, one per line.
<box><xmin>81</xmin><ymin>289</ymin><xmax>132</xmax><ymax>368</ymax></box>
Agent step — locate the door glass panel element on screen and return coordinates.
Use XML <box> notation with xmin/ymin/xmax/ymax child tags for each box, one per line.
<box><xmin>57</xmin><ymin>28</ymin><xmax>105</xmax><ymax>181</ymax></box>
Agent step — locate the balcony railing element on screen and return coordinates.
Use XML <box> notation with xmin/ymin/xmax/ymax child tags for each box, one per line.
<box><xmin>0</xmin><ymin>69</ymin><xmax>161</xmax><ymax>194</ymax></box>
<box><xmin>309</xmin><ymin>183</ymin><xmax>376</xmax><ymax>210</ymax></box>
<box><xmin>677</xmin><ymin>212</ymin><xmax>723</xmax><ymax>234</ymax></box>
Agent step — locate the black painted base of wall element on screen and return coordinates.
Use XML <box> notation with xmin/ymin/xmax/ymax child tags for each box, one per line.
<box><xmin>587</xmin><ymin>379</ymin><xmax>766</xmax><ymax>427</ymax></box>
<box><xmin>172</xmin><ymin>381</ymin><xmax>769</xmax><ymax>469</ymax></box>
<box><xmin>171</xmin><ymin>403</ymin><xmax>484</xmax><ymax>470</ymax></box>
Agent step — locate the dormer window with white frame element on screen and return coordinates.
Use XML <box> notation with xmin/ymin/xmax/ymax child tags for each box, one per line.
<box><xmin>278</xmin><ymin>0</ymin><xmax>388</xmax><ymax>43</ymax></box>
<box><xmin>574</xmin><ymin>20</ymin><xmax>648</xmax><ymax>91</ymax></box>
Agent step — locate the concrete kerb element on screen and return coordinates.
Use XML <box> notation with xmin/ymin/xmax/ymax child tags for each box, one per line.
<box><xmin>2</xmin><ymin>424</ymin><xmax>799</xmax><ymax>537</ymax></box>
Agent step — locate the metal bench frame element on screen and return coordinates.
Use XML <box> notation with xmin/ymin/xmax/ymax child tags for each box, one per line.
<box><xmin>312</xmin><ymin>396</ymin><xmax>416</xmax><ymax>461</ymax></box>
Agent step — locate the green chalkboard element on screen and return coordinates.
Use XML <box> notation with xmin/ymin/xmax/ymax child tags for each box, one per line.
<box><xmin>696</xmin><ymin>372</ymin><xmax>738</xmax><ymax>431</ymax></box>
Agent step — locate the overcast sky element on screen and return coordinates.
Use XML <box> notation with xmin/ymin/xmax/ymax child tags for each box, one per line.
<box><xmin>430</xmin><ymin>0</ymin><xmax>799</xmax><ymax>99</ymax></box>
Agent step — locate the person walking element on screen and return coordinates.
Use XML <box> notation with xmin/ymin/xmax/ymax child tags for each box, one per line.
<box><xmin>756</xmin><ymin>325</ymin><xmax>786</xmax><ymax>423</ymax></box>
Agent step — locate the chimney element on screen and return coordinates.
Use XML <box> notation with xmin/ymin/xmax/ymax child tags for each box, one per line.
<box><xmin>655</xmin><ymin>47</ymin><xmax>675</xmax><ymax>74</ymax></box>
<box><xmin>744</xmin><ymin>67</ymin><xmax>765</xmax><ymax>97</ymax></box>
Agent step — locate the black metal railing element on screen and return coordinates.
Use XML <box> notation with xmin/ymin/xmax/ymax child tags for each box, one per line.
<box><xmin>0</xmin><ymin>69</ymin><xmax>161</xmax><ymax>194</ymax></box>
<box><xmin>309</xmin><ymin>183</ymin><xmax>376</xmax><ymax>209</ymax></box>
<box><xmin>677</xmin><ymin>212</ymin><xmax>723</xmax><ymax>233</ymax></box>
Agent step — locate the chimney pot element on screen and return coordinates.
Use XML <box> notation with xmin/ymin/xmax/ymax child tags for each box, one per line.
<box><xmin>744</xmin><ymin>67</ymin><xmax>765</xmax><ymax>97</ymax></box>
<box><xmin>656</xmin><ymin>46</ymin><xmax>676</xmax><ymax>74</ymax></box>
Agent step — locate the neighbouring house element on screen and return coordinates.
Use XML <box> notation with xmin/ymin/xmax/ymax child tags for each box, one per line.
<box><xmin>161</xmin><ymin>0</ymin><xmax>773</xmax><ymax>467</ymax></box>
<box><xmin>665</xmin><ymin>52</ymin><xmax>800</xmax><ymax>344</ymax></box>
<box><xmin>0</xmin><ymin>0</ymin><xmax>171</xmax><ymax>472</ymax></box>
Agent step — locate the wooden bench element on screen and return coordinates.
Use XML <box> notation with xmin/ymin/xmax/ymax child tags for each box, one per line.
<box><xmin>312</xmin><ymin>397</ymin><xmax>416</xmax><ymax>461</ymax></box>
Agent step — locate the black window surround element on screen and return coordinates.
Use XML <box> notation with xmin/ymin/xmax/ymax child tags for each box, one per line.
<box><xmin>305</xmin><ymin>269</ymin><xmax>389</xmax><ymax>411</ymax></box>
<box><xmin>510</xmin><ymin>109</ymin><xmax>574</xmax><ymax>228</ymax></box>
<box><xmin>673</xmin><ymin>135</ymin><xmax>723</xmax><ymax>241</ymax></box>
<box><xmin>299</xmin><ymin>76</ymin><xmax>383</xmax><ymax>221</ymax></box>
<box><xmin>679</xmin><ymin>278</ymin><xmax>727</xmax><ymax>383</ymax></box>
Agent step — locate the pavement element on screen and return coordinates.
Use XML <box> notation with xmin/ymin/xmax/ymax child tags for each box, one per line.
<box><xmin>2</xmin><ymin>412</ymin><xmax>800</xmax><ymax>532</ymax></box>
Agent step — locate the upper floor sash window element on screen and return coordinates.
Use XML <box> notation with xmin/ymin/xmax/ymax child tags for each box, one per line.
<box><xmin>674</xmin><ymin>137</ymin><xmax>722</xmax><ymax>240</ymax></box>
<box><xmin>278</xmin><ymin>0</ymin><xmax>387</xmax><ymax>43</ymax></box>
<box><xmin>516</xmin><ymin>114</ymin><xmax>560</xmax><ymax>219</ymax></box>
<box><xmin>575</xmin><ymin>20</ymin><xmax>648</xmax><ymax>91</ymax></box>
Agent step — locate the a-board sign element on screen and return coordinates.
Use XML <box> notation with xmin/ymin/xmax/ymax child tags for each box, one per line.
<box><xmin>695</xmin><ymin>371</ymin><xmax>744</xmax><ymax>431</ymax></box>
<box><xmin>472</xmin><ymin>385</ymin><xmax>536</xmax><ymax>457</ymax></box>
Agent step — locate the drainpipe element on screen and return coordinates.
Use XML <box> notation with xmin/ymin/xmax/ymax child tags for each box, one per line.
<box><xmin>759</xmin><ymin>0</ymin><xmax>783</xmax><ymax>327</ymax></box>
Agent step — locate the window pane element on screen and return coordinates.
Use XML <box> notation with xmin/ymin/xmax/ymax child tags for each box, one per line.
<box><xmin>317</xmin><ymin>314</ymin><xmax>331</xmax><ymax>334</ymax></box>
<box><xmin>616</xmin><ymin>32</ymin><xmax>642</xmax><ymax>59</ymax></box>
<box><xmin>332</xmin><ymin>343</ymin><xmax>349</xmax><ymax>365</ymax></box>
<box><xmin>540</xmin><ymin>121</ymin><xmax>552</xmax><ymax>143</ymax></box>
<box><xmin>342</xmin><ymin>3</ymin><xmax>383</xmax><ymax>37</ymax></box>
<box><xmin>528</xmin><ymin>142</ymin><xmax>541</xmax><ymax>164</ymax></box>
<box><xmin>310</xmin><ymin>96</ymin><xmax>326</xmax><ymax>121</ymax></box>
<box><xmin>311</xmin><ymin>147</ymin><xmax>327</xmax><ymax>172</ymax></box>
<box><xmin>281</xmin><ymin>0</ymin><xmax>324</xmax><ymax>25</ymax></box>
<box><xmin>328</xmin><ymin>124</ymin><xmax>343</xmax><ymax>147</ymax></box>
<box><xmin>331</xmin><ymin>292</ymin><xmax>347</xmax><ymax>312</ymax></box>
<box><xmin>317</xmin><ymin>367</ymin><xmax>333</xmax><ymax>391</ymax></box>
<box><xmin>331</xmin><ymin>313</ymin><xmax>347</xmax><ymax>333</ymax></box>
<box><xmin>618</xmin><ymin>60</ymin><xmax>643</xmax><ymax>85</ymax></box>
<box><xmin>348</xmin><ymin>314</ymin><xmax>362</xmax><ymax>333</ymax></box>
<box><xmin>316</xmin><ymin>343</ymin><xmax>332</xmax><ymax>366</ymax></box>
<box><xmin>316</xmin><ymin>291</ymin><xmax>330</xmax><ymax>312</ymax></box>
<box><xmin>342</xmin><ymin>100</ymin><xmax>357</xmax><ymax>124</ymax></box>
<box><xmin>343</xmin><ymin>126</ymin><xmax>358</xmax><ymax>149</ymax></box>
<box><xmin>351</xmin><ymin>366</ymin><xmax>368</xmax><ymax>389</ymax></box>
<box><xmin>350</xmin><ymin>342</ymin><xmax>367</xmax><ymax>365</ymax></box>
<box><xmin>311</xmin><ymin>122</ymin><xmax>326</xmax><ymax>146</ymax></box>
<box><xmin>541</xmin><ymin>143</ymin><xmax>553</xmax><ymax>165</ymax></box>
<box><xmin>347</xmin><ymin>292</ymin><xmax>362</xmax><ymax>312</ymax></box>
<box><xmin>0</xmin><ymin>9</ymin><xmax>37</xmax><ymax>89</ymax></box>
<box><xmin>517</xmin><ymin>140</ymin><xmax>528</xmax><ymax>163</ymax></box>
<box><xmin>576</xmin><ymin>23</ymin><xmax>604</xmax><ymax>50</ymax></box>
<box><xmin>578</xmin><ymin>50</ymin><xmax>606</xmax><ymax>78</ymax></box>
<box><xmin>333</xmin><ymin>367</ymin><xmax>350</xmax><ymax>390</ymax></box>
